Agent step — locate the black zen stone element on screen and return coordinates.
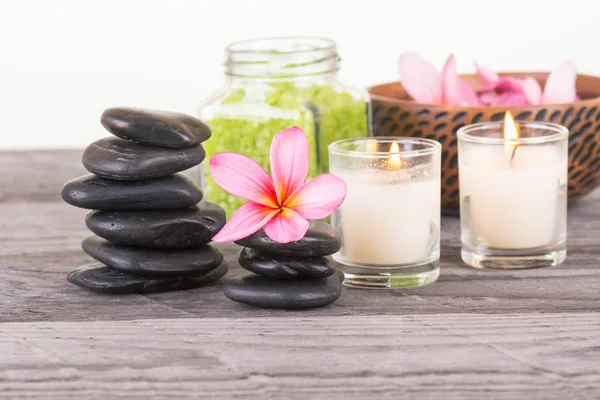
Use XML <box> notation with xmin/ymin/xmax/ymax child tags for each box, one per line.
<box><xmin>235</xmin><ymin>221</ymin><xmax>341</xmax><ymax>257</ymax></box>
<box><xmin>61</xmin><ymin>173</ymin><xmax>202</xmax><ymax>210</ymax></box>
<box><xmin>239</xmin><ymin>247</ymin><xmax>335</xmax><ymax>279</ymax></box>
<box><xmin>101</xmin><ymin>107</ymin><xmax>212</xmax><ymax>149</ymax></box>
<box><xmin>82</xmin><ymin>137</ymin><xmax>205</xmax><ymax>180</ymax></box>
<box><xmin>82</xmin><ymin>236</ymin><xmax>223</xmax><ymax>276</ymax></box>
<box><xmin>85</xmin><ymin>202</ymin><xmax>226</xmax><ymax>248</ymax></box>
<box><xmin>67</xmin><ymin>261</ymin><xmax>228</xmax><ymax>294</ymax></box>
<box><xmin>222</xmin><ymin>271</ymin><xmax>343</xmax><ymax>309</ymax></box>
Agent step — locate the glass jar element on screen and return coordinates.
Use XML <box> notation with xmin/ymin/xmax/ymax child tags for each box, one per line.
<box><xmin>198</xmin><ymin>37</ymin><xmax>371</xmax><ymax>217</ymax></box>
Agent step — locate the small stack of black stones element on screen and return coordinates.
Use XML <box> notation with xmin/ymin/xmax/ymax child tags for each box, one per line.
<box><xmin>62</xmin><ymin>107</ymin><xmax>227</xmax><ymax>294</ymax></box>
<box><xmin>223</xmin><ymin>221</ymin><xmax>344</xmax><ymax>309</ymax></box>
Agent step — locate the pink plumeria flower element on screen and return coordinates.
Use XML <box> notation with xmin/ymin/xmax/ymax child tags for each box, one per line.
<box><xmin>398</xmin><ymin>53</ymin><xmax>480</xmax><ymax>106</ymax></box>
<box><xmin>475</xmin><ymin>61</ymin><xmax>530</xmax><ymax>106</ymax></box>
<box><xmin>475</xmin><ymin>62</ymin><xmax>525</xmax><ymax>91</ymax></box>
<box><xmin>475</xmin><ymin>60</ymin><xmax>577</xmax><ymax>106</ymax></box>
<box><xmin>209</xmin><ymin>127</ymin><xmax>347</xmax><ymax>244</ymax></box>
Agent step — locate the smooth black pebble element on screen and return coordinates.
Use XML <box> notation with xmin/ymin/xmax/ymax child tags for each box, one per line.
<box><xmin>101</xmin><ymin>107</ymin><xmax>212</xmax><ymax>149</ymax></box>
<box><xmin>61</xmin><ymin>173</ymin><xmax>202</xmax><ymax>210</ymax></box>
<box><xmin>82</xmin><ymin>236</ymin><xmax>223</xmax><ymax>276</ymax></box>
<box><xmin>82</xmin><ymin>137</ymin><xmax>205</xmax><ymax>180</ymax></box>
<box><xmin>239</xmin><ymin>247</ymin><xmax>335</xmax><ymax>279</ymax></box>
<box><xmin>223</xmin><ymin>271</ymin><xmax>343</xmax><ymax>309</ymax></box>
<box><xmin>67</xmin><ymin>261</ymin><xmax>228</xmax><ymax>294</ymax></box>
<box><xmin>85</xmin><ymin>202</ymin><xmax>226</xmax><ymax>248</ymax></box>
<box><xmin>236</xmin><ymin>221</ymin><xmax>341</xmax><ymax>257</ymax></box>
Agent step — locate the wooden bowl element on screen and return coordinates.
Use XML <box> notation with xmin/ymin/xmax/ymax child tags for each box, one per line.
<box><xmin>368</xmin><ymin>73</ymin><xmax>600</xmax><ymax>212</ymax></box>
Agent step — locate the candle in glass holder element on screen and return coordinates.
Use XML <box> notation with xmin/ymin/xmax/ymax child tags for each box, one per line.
<box><xmin>329</xmin><ymin>138</ymin><xmax>441</xmax><ymax>289</ymax></box>
<box><xmin>458</xmin><ymin>112</ymin><xmax>568</xmax><ymax>269</ymax></box>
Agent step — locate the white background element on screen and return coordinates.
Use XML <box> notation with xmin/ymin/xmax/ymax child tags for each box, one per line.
<box><xmin>1</xmin><ymin>0</ymin><xmax>598</xmax><ymax>149</ymax></box>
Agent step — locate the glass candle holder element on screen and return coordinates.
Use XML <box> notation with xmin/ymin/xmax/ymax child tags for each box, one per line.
<box><xmin>457</xmin><ymin>121</ymin><xmax>568</xmax><ymax>269</ymax></box>
<box><xmin>329</xmin><ymin>137</ymin><xmax>441</xmax><ymax>289</ymax></box>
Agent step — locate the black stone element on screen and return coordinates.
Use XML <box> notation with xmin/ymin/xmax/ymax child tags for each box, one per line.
<box><xmin>82</xmin><ymin>236</ymin><xmax>223</xmax><ymax>276</ymax></box>
<box><xmin>239</xmin><ymin>247</ymin><xmax>335</xmax><ymax>279</ymax></box>
<box><xmin>82</xmin><ymin>137</ymin><xmax>205</xmax><ymax>180</ymax></box>
<box><xmin>85</xmin><ymin>202</ymin><xmax>226</xmax><ymax>248</ymax></box>
<box><xmin>100</xmin><ymin>107</ymin><xmax>211</xmax><ymax>149</ymax></box>
<box><xmin>235</xmin><ymin>221</ymin><xmax>341</xmax><ymax>257</ymax></box>
<box><xmin>67</xmin><ymin>261</ymin><xmax>228</xmax><ymax>294</ymax></box>
<box><xmin>61</xmin><ymin>173</ymin><xmax>202</xmax><ymax>210</ymax></box>
<box><xmin>222</xmin><ymin>271</ymin><xmax>343</xmax><ymax>309</ymax></box>
<box><xmin>101</xmin><ymin>107</ymin><xmax>212</xmax><ymax>149</ymax></box>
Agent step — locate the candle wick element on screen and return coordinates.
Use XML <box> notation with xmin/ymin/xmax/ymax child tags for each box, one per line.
<box><xmin>509</xmin><ymin>144</ymin><xmax>519</xmax><ymax>165</ymax></box>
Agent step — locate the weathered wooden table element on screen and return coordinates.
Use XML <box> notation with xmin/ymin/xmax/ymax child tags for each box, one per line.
<box><xmin>1</xmin><ymin>150</ymin><xmax>599</xmax><ymax>399</ymax></box>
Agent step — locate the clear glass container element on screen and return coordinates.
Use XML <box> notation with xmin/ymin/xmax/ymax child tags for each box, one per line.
<box><xmin>198</xmin><ymin>37</ymin><xmax>371</xmax><ymax>217</ymax></box>
<box><xmin>457</xmin><ymin>121</ymin><xmax>568</xmax><ymax>269</ymax></box>
<box><xmin>329</xmin><ymin>137</ymin><xmax>441</xmax><ymax>289</ymax></box>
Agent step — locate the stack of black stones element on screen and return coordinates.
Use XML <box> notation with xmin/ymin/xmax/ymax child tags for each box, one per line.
<box><xmin>61</xmin><ymin>107</ymin><xmax>227</xmax><ymax>294</ymax></box>
<box><xmin>223</xmin><ymin>221</ymin><xmax>344</xmax><ymax>309</ymax></box>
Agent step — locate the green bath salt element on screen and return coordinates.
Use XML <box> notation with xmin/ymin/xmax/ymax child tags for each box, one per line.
<box><xmin>200</xmin><ymin>83</ymin><xmax>369</xmax><ymax>217</ymax></box>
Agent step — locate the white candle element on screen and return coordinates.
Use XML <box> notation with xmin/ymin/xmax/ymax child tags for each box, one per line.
<box><xmin>459</xmin><ymin>145</ymin><xmax>567</xmax><ymax>249</ymax></box>
<box><xmin>334</xmin><ymin>169</ymin><xmax>440</xmax><ymax>265</ymax></box>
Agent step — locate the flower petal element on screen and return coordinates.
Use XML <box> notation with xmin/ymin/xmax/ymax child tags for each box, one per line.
<box><xmin>398</xmin><ymin>53</ymin><xmax>442</xmax><ymax>104</ymax></box>
<box><xmin>285</xmin><ymin>174</ymin><xmax>347</xmax><ymax>220</ymax></box>
<box><xmin>270</xmin><ymin>126</ymin><xmax>309</xmax><ymax>205</ymax></box>
<box><xmin>441</xmin><ymin>54</ymin><xmax>462</xmax><ymax>105</ymax></box>
<box><xmin>211</xmin><ymin>201</ymin><xmax>280</xmax><ymax>243</ymax></box>
<box><xmin>210</xmin><ymin>152</ymin><xmax>277</xmax><ymax>208</ymax></box>
<box><xmin>474</xmin><ymin>61</ymin><xmax>499</xmax><ymax>88</ymax></box>
<box><xmin>458</xmin><ymin>82</ymin><xmax>481</xmax><ymax>106</ymax></box>
<box><xmin>491</xmin><ymin>92</ymin><xmax>529</xmax><ymax>106</ymax></box>
<box><xmin>543</xmin><ymin>60</ymin><xmax>577</xmax><ymax>104</ymax></box>
<box><xmin>523</xmin><ymin>76</ymin><xmax>542</xmax><ymax>105</ymax></box>
<box><xmin>478</xmin><ymin>92</ymin><xmax>497</xmax><ymax>105</ymax></box>
<box><xmin>263</xmin><ymin>208</ymin><xmax>309</xmax><ymax>244</ymax></box>
<box><xmin>494</xmin><ymin>77</ymin><xmax>525</xmax><ymax>94</ymax></box>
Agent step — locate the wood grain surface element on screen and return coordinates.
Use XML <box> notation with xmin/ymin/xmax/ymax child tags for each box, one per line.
<box><xmin>1</xmin><ymin>150</ymin><xmax>599</xmax><ymax>399</ymax></box>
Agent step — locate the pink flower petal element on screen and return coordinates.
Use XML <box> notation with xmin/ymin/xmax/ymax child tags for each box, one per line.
<box><xmin>441</xmin><ymin>54</ymin><xmax>462</xmax><ymax>105</ymax></box>
<box><xmin>543</xmin><ymin>60</ymin><xmax>577</xmax><ymax>104</ymax></box>
<box><xmin>210</xmin><ymin>152</ymin><xmax>278</xmax><ymax>208</ymax></box>
<box><xmin>211</xmin><ymin>201</ymin><xmax>280</xmax><ymax>243</ymax></box>
<box><xmin>270</xmin><ymin>126</ymin><xmax>309</xmax><ymax>205</ymax></box>
<box><xmin>478</xmin><ymin>92</ymin><xmax>497</xmax><ymax>105</ymax></box>
<box><xmin>523</xmin><ymin>76</ymin><xmax>542</xmax><ymax>105</ymax></box>
<box><xmin>285</xmin><ymin>174</ymin><xmax>347</xmax><ymax>220</ymax></box>
<box><xmin>398</xmin><ymin>53</ymin><xmax>442</xmax><ymax>103</ymax></box>
<box><xmin>495</xmin><ymin>77</ymin><xmax>525</xmax><ymax>94</ymax></box>
<box><xmin>263</xmin><ymin>208</ymin><xmax>309</xmax><ymax>244</ymax></box>
<box><xmin>491</xmin><ymin>92</ymin><xmax>529</xmax><ymax>106</ymax></box>
<box><xmin>474</xmin><ymin>61</ymin><xmax>500</xmax><ymax>87</ymax></box>
<box><xmin>458</xmin><ymin>82</ymin><xmax>481</xmax><ymax>106</ymax></box>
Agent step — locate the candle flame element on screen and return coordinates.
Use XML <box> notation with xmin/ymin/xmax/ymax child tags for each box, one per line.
<box><xmin>504</xmin><ymin>111</ymin><xmax>520</xmax><ymax>160</ymax></box>
<box><xmin>389</xmin><ymin>140</ymin><xmax>401</xmax><ymax>169</ymax></box>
